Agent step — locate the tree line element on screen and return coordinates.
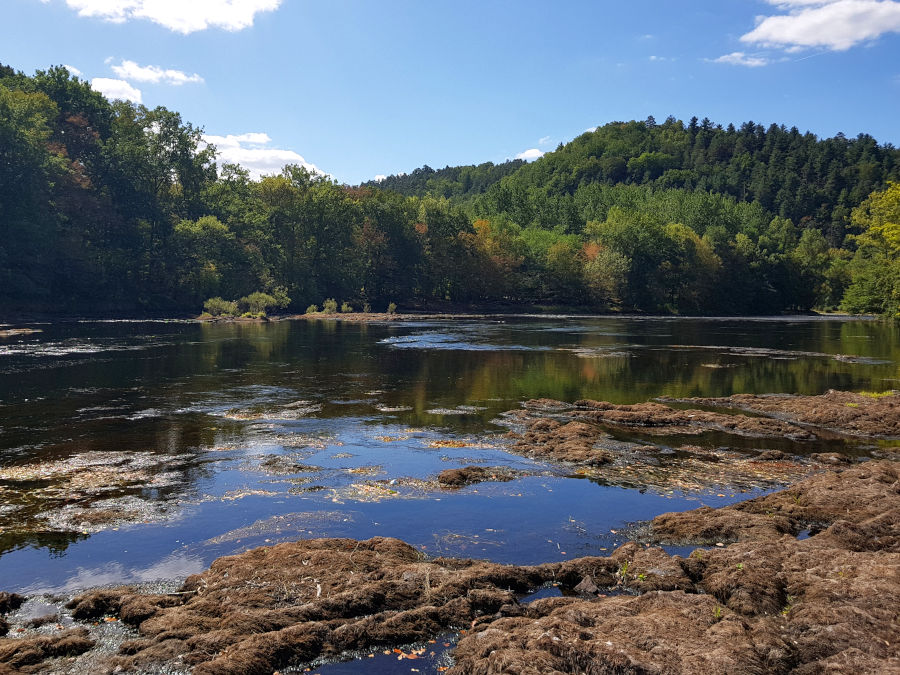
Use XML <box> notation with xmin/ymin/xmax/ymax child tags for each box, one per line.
<box><xmin>1</xmin><ymin>65</ymin><xmax>898</xmax><ymax>317</ymax></box>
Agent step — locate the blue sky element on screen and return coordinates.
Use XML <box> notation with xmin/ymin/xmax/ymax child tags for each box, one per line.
<box><xmin>3</xmin><ymin>0</ymin><xmax>899</xmax><ymax>183</ymax></box>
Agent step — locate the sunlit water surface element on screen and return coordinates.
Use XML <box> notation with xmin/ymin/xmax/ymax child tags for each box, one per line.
<box><xmin>0</xmin><ymin>316</ymin><xmax>897</xmax><ymax>595</ymax></box>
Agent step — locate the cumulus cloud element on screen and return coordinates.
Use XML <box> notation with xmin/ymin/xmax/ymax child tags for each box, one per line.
<box><xmin>111</xmin><ymin>59</ymin><xmax>203</xmax><ymax>85</ymax></box>
<box><xmin>202</xmin><ymin>132</ymin><xmax>325</xmax><ymax>180</ymax></box>
<box><xmin>741</xmin><ymin>0</ymin><xmax>900</xmax><ymax>51</ymax></box>
<box><xmin>373</xmin><ymin>174</ymin><xmax>387</xmax><ymax>182</ymax></box>
<box><xmin>515</xmin><ymin>148</ymin><xmax>545</xmax><ymax>162</ymax></box>
<box><xmin>51</xmin><ymin>0</ymin><xmax>282</xmax><ymax>34</ymax></box>
<box><xmin>91</xmin><ymin>77</ymin><xmax>142</xmax><ymax>102</ymax></box>
<box><xmin>710</xmin><ymin>51</ymin><xmax>771</xmax><ymax>67</ymax></box>
<box><xmin>63</xmin><ymin>64</ymin><xmax>83</xmax><ymax>76</ymax></box>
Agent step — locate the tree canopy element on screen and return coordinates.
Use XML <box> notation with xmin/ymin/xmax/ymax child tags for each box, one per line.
<box><xmin>1</xmin><ymin>65</ymin><xmax>898</xmax><ymax>317</ymax></box>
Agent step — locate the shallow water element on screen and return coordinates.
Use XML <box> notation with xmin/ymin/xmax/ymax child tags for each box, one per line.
<box><xmin>0</xmin><ymin>315</ymin><xmax>897</xmax><ymax>595</ymax></box>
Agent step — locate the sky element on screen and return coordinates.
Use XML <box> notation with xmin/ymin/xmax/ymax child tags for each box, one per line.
<box><xmin>3</xmin><ymin>0</ymin><xmax>899</xmax><ymax>184</ymax></box>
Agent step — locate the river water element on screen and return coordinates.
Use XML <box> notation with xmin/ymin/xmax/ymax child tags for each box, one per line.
<box><xmin>0</xmin><ymin>315</ymin><xmax>897</xmax><ymax>595</ymax></box>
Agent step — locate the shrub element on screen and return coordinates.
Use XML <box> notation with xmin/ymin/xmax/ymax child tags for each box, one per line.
<box><xmin>363</xmin><ymin>302</ymin><xmax>372</xmax><ymax>313</ymax></box>
<box><xmin>341</xmin><ymin>302</ymin><xmax>353</xmax><ymax>313</ymax></box>
<box><xmin>271</xmin><ymin>286</ymin><xmax>291</xmax><ymax>309</ymax></box>
<box><xmin>322</xmin><ymin>298</ymin><xmax>338</xmax><ymax>313</ymax></box>
<box><xmin>203</xmin><ymin>297</ymin><xmax>238</xmax><ymax>317</ymax></box>
<box><xmin>387</xmin><ymin>302</ymin><xmax>397</xmax><ymax>314</ymax></box>
<box><xmin>305</xmin><ymin>304</ymin><xmax>319</xmax><ymax>314</ymax></box>
<box><xmin>238</xmin><ymin>291</ymin><xmax>278</xmax><ymax>315</ymax></box>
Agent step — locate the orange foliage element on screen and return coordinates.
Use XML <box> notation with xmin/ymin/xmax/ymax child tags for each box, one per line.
<box><xmin>582</xmin><ymin>241</ymin><xmax>602</xmax><ymax>261</ymax></box>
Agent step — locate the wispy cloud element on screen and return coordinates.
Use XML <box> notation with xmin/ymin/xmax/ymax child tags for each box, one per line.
<box><xmin>538</xmin><ymin>135</ymin><xmax>552</xmax><ymax>146</ymax></box>
<box><xmin>202</xmin><ymin>132</ymin><xmax>325</xmax><ymax>180</ymax></box>
<box><xmin>709</xmin><ymin>51</ymin><xmax>771</xmax><ymax>67</ymax></box>
<box><xmin>49</xmin><ymin>0</ymin><xmax>282</xmax><ymax>34</ymax></box>
<box><xmin>63</xmin><ymin>63</ymin><xmax>82</xmax><ymax>76</ymax></box>
<box><xmin>741</xmin><ymin>0</ymin><xmax>900</xmax><ymax>52</ymax></box>
<box><xmin>91</xmin><ymin>77</ymin><xmax>142</xmax><ymax>103</ymax></box>
<box><xmin>111</xmin><ymin>60</ymin><xmax>203</xmax><ymax>85</ymax></box>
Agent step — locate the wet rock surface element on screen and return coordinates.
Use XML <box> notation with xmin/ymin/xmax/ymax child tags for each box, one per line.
<box><xmin>660</xmin><ymin>389</ymin><xmax>900</xmax><ymax>438</ymax></box>
<box><xmin>437</xmin><ymin>466</ymin><xmax>519</xmax><ymax>488</ymax></box>
<box><xmin>498</xmin><ymin>393</ymin><xmax>900</xmax><ymax>493</ymax></box>
<box><xmin>0</xmin><ymin>461</ymin><xmax>897</xmax><ymax>674</ymax></box>
<box><xmin>649</xmin><ymin>459</ymin><xmax>900</xmax><ymax>545</ymax></box>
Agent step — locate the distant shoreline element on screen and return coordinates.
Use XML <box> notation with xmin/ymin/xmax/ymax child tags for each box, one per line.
<box><xmin>0</xmin><ymin>310</ymin><xmax>883</xmax><ymax>325</ymax></box>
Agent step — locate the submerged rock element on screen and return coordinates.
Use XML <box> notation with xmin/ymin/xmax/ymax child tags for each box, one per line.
<box><xmin>437</xmin><ymin>466</ymin><xmax>518</xmax><ymax>488</ymax></box>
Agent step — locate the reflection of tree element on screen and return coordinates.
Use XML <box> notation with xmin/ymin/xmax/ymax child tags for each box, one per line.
<box><xmin>2</xmin><ymin>317</ymin><xmax>897</xmax><ymax>557</ymax></box>
<box><xmin>0</xmin><ymin>531</ymin><xmax>88</xmax><ymax>560</ymax></box>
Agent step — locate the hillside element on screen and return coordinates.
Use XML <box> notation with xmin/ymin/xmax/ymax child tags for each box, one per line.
<box><xmin>1</xmin><ymin>63</ymin><xmax>898</xmax><ymax>317</ymax></box>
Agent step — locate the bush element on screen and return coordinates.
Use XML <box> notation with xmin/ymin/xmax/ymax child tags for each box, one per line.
<box><xmin>305</xmin><ymin>304</ymin><xmax>319</xmax><ymax>314</ymax></box>
<box><xmin>271</xmin><ymin>286</ymin><xmax>291</xmax><ymax>309</ymax></box>
<box><xmin>387</xmin><ymin>302</ymin><xmax>397</xmax><ymax>314</ymax></box>
<box><xmin>322</xmin><ymin>298</ymin><xmax>338</xmax><ymax>313</ymax></box>
<box><xmin>203</xmin><ymin>297</ymin><xmax>238</xmax><ymax>317</ymax></box>
<box><xmin>363</xmin><ymin>302</ymin><xmax>371</xmax><ymax>313</ymax></box>
<box><xmin>341</xmin><ymin>302</ymin><xmax>353</xmax><ymax>313</ymax></box>
<box><xmin>238</xmin><ymin>291</ymin><xmax>278</xmax><ymax>315</ymax></box>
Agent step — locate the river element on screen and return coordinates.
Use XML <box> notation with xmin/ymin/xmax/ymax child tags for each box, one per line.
<box><xmin>0</xmin><ymin>315</ymin><xmax>897</xmax><ymax>595</ymax></box>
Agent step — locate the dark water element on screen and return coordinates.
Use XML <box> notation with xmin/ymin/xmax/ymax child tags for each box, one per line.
<box><xmin>0</xmin><ymin>316</ymin><xmax>897</xmax><ymax>595</ymax></box>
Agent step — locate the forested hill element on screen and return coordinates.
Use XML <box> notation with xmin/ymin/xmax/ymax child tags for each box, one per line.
<box><xmin>362</xmin><ymin>160</ymin><xmax>526</xmax><ymax>199</ymax></box>
<box><xmin>2</xmin><ymin>64</ymin><xmax>899</xmax><ymax>318</ymax></box>
<box><xmin>364</xmin><ymin>117</ymin><xmax>900</xmax><ymax>245</ymax></box>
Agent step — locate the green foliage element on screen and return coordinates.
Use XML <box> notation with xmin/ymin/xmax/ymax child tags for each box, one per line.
<box><xmin>387</xmin><ymin>302</ymin><xmax>397</xmax><ymax>314</ymax></box>
<box><xmin>238</xmin><ymin>291</ymin><xmax>278</xmax><ymax>315</ymax></box>
<box><xmin>363</xmin><ymin>302</ymin><xmax>372</xmax><ymax>313</ymax></box>
<box><xmin>305</xmin><ymin>304</ymin><xmax>319</xmax><ymax>314</ymax></box>
<box><xmin>341</xmin><ymin>302</ymin><xmax>353</xmax><ymax>313</ymax></box>
<box><xmin>270</xmin><ymin>286</ymin><xmax>291</xmax><ymax>309</ymax></box>
<box><xmin>322</xmin><ymin>298</ymin><xmax>338</xmax><ymax>313</ymax></box>
<box><xmin>203</xmin><ymin>297</ymin><xmax>237</xmax><ymax>317</ymax></box>
<box><xmin>1</xmin><ymin>64</ymin><xmax>898</xmax><ymax>319</ymax></box>
<box><xmin>842</xmin><ymin>183</ymin><xmax>900</xmax><ymax>317</ymax></box>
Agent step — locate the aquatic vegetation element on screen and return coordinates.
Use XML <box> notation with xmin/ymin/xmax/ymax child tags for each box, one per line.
<box><xmin>0</xmin><ymin>451</ymin><xmax>195</xmax><ymax>542</ymax></box>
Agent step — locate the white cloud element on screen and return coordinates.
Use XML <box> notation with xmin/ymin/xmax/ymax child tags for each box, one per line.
<box><xmin>710</xmin><ymin>51</ymin><xmax>771</xmax><ymax>67</ymax></box>
<box><xmin>373</xmin><ymin>174</ymin><xmax>387</xmax><ymax>182</ymax></box>
<box><xmin>538</xmin><ymin>135</ymin><xmax>552</xmax><ymax>146</ymax></box>
<box><xmin>63</xmin><ymin>64</ymin><xmax>82</xmax><ymax>76</ymax></box>
<box><xmin>52</xmin><ymin>0</ymin><xmax>282</xmax><ymax>34</ymax></box>
<box><xmin>649</xmin><ymin>55</ymin><xmax>675</xmax><ymax>62</ymax></box>
<box><xmin>202</xmin><ymin>132</ymin><xmax>326</xmax><ymax>180</ymax></box>
<box><xmin>515</xmin><ymin>148</ymin><xmax>545</xmax><ymax>162</ymax></box>
<box><xmin>585</xmin><ymin>126</ymin><xmax>598</xmax><ymax>133</ymax></box>
<box><xmin>110</xmin><ymin>59</ymin><xmax>203</xmax><ymax>85</ymax></box>
<box><xmin>91</xmin><ymin>77</ymin><xmax>142</xmax><ymax>102</ymax></box>
<box><xmin>741</xmin><ymin>0</ymin><xmax>900</xmax><ymax>51</ymax></box>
